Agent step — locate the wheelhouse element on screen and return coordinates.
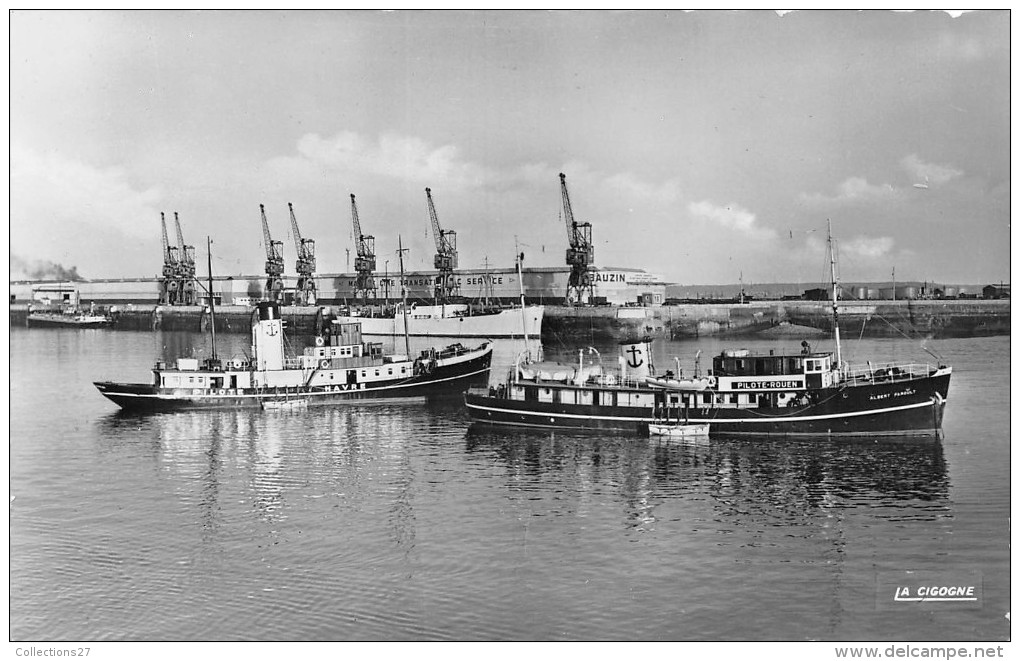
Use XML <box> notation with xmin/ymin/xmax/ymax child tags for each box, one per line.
<box><xmin>712</xmin><ymin>348</ymin><xmax>832</xmax><ymax>378</ymax></box>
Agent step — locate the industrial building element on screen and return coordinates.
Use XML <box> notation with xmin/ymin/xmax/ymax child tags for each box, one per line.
<box><xmin>10</xmin><ymin>266</ymin><xmax>668</xmax><ymax>309</ymax></box>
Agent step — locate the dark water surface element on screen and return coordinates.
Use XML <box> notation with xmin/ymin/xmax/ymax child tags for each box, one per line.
<box><xmin>9</xmin><ymin>328</ymin><xmax>1010</xmax><ymax>641</ymax></box>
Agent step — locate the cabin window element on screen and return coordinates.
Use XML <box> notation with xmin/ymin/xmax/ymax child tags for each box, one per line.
<box><xmin>361</xmin><ymin>370</ymin><xmax>367</xmax><ymax>378</ymax></box>
<box><xmin>388</xmin><ymin>368</ymin><xmax>393</xmax><ymax>376</ymax></box>
<box><xmin>189</xmin><ymin>376</ymin><xmax>195</xmax><ymax>383</ymax></box>
<box><xmin>806</xmin><ymin>359</ymin><xmax>827</xmax><ymax>373</ymax></box>
<box><xmin>578</xmin><ymin>390</ymin><xmax>593</xmax><ymax>405</ymax></box>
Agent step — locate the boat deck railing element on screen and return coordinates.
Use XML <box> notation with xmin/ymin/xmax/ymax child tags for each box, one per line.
<box><xmin>841</xmin><ymin>362</ymin><xmax>938</xmax><ymax>387</ymax></box>
<box><xmin>512</xmin><ymin>373</ymin><xmax>649</xmax><ymax>390</ymax></box>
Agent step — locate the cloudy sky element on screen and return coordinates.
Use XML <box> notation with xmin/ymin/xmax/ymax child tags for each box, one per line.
<box><xmin>9</xmin><ymin>10</ymin><xmax>1010</xmax><ymax>286</ymax></box>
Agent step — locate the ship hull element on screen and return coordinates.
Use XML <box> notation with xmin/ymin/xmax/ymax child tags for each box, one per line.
<box><xmin>334</xmin><ymin>306</ymin><xmax>543</xmax><ymax>338</ymax></box>
<box><xmin>96</xmin><ymin>346</ymin><xmax>492</xmax><ymax>412</ymax></box>
<box><xmin>465</xmin><ymin>371</ymin><xmax>951</xmax><ymax>438</ymax></box>
<box><xmin>28</xmin><ymin>313</ymin><xmax>112</xmax><ymax>328</ymax></box>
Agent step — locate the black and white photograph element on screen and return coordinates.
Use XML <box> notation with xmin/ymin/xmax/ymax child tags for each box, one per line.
<box><xmin>8</xmin><ymin>9</ymin><xmax>1011</xmax><ymax>654</ymax></box>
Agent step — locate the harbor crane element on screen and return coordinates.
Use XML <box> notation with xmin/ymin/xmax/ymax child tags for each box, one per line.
<box><xmin>288</xmin><ymin>202</ymin><xmax>317</xmax><ymax>305</ymax></box>
<box><xmin>350</xmin><ymin>194</ymin><xmax>377</xmax><ymax>303</ymax></box>
<box><xmin>560</xmin><ymin>172</ymin><xmax>594</xmax><ymax>305</ymax></box>
<box><xmin>173</xmin><ymin>212</ymin><xmax>197</xmax><ymax>305</ymax></box>
<box><xmin>159</xmin><ymin>212</ymin><xmax>180</xmax><ymax>305</ymax></box>
<box><xmin>259</xmin><ymin>204</ymin><xmax>285</xmax><ymax>303</ymax></box>
<box><xmin>426</xmin><ymin>187</ymin><xmax>459</xmax><ymax>303</ymax></box>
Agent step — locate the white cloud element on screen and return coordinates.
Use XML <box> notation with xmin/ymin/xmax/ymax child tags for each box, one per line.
<box><xmin>688</xmin><ymin>200</ymin><xmax>777</xmax><ymax>241</ymax></box>
<box><xmin>900</xmin><ymin>154</ymin><xmax>963</xmax><ymax>186</ymax></box>
<box><xmin>11</xmin><ymin>145</ymin><xmax>162</xmax><ymax>238</ymax></box>
<box><xmin>799</xmin><ymin>177</ymin><xmax>899</xmax><ymax>205</ymax></box>
<box><xmin>604</xmin><ymin>172</ymin><xmax>683</xmax><ymax>206</ymax></box>
<box><xmin>841</xmin><ymin>235</ymin><xmax>895</xmax><ymax>260</ymax></box>
<box><xmin>10</xmin><ymin>145</ymin><xmax>164</xmax><ymax>273</ymax></box>
<box><xmin>282</xmin><ymin>131</ymin><xmax>500</xmax><ymax>190</ymax></box>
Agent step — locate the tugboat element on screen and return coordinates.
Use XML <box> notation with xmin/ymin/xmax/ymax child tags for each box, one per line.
<box><xmin>95</xmin><ymin>236</ymin><xmax>492</xmax><ymax>412</ymax></box>
<box><xmin>465</xmin><ymin>223</ymin><xmax>951</xmax><ymax>438</ymax></box>
<box><xmin>95</xmin><ymin>302</ymin><xmax>492</xmax><ymax>412</ymax></box>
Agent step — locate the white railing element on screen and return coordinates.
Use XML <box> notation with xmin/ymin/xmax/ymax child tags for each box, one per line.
<box><xmin>841</xmin><ymin>362</ymin><xmax>937</xmax><ymax>387</ymax></box>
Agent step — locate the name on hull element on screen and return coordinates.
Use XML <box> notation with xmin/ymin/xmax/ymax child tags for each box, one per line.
<box><xmin>726</xmin><ymin>377</ymin><xmax>805</xmax><ymax>391</ymax></box>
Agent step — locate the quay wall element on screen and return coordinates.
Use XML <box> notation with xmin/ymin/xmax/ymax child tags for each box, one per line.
<box><xmin>543</xmin><ymin>299</ymin><xmax>1009</xmax><ymax>342</ymax></box>
<box><xmin>783</xmin><ymin>299</ymin><xmax>1011</xmax><ymax>339</ymax></box>
<box><xmin>10</xmin><ymin>299</ymin><xmax>1009</xmax><ymax>340</ymax></box>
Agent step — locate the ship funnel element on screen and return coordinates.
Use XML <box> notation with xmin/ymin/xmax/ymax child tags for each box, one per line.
<box><xmin>252</xmin><ymin>301</ymin><xmax>285</xmax><ymax>371</ymax></box>
<box><xmin>618</xmin><ymin>337</ymin><xmax>652</xmax><ymax>382</ymax></box>
<box><xmin>257</xmin><ymin>301</ymin><xmax>281</xmax><ymax>321</ymax></box>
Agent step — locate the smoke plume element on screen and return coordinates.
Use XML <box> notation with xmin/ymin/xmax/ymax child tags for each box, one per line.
<box><xmin>10</xmin><ymin>254</ymin><xmax>85</xmax><ymax>281</ymax></box>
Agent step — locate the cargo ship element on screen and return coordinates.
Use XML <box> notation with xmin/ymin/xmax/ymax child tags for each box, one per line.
<box><xmin>28</xmin><ymin>306</ymin><xmax>112</xmax><ymax>328</ymax></box>
<box><xmin>332</xmin><ymin>302</ymin><xmax>544</xmax><ymax>338</ymax></box>
<box><xmin>95</xmin><ymin>302</ymin><xmax>492</xmax><ymax>412</ymax></box>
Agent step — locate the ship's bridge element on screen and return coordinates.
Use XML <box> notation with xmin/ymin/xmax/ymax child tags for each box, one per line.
<box><xmin>713</xmin><ymin>349</ymin><xmax>832</xmax><ymax>378</ymax></box>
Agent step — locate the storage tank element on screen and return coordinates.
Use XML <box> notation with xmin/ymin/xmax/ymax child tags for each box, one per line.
<box><xmin>867</xmin><ymin>288</ymin><xmax>881</xmax><ymax>300</ymax></box>
<box><xmin>853</xmin><ymin>287</ymin><xmax>868</xmax><ymax>300</ymax></box>
<box><xmin>896</xmin><ymin>286</ymin><xmax>918</xmax><ymax>300</ymax></box>
<box><xmin>879</xmin><ymin>288</ymin><xmax>896</xmax><ymax>300</ymax></box>
<box><xmin>943</xmin><ymin>287</ymin><xmax>958</xmax><ymax>298</ymax></box>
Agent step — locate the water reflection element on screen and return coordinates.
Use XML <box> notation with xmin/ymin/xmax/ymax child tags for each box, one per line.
<box><xmin>94</xmin><ymin>404</ymin><xmax>430</xmax><ymax>542</ymax></box>
<box><xmin>464</xmin><ymin>427</ymin><xmax>950</xmax><ymax>528</ymax></box>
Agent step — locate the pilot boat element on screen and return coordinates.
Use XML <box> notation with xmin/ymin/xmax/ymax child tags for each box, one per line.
<box><xmin>465</xmin><ymin>224</ymin><xmax>951</xmax><ymax>438</ymax></box>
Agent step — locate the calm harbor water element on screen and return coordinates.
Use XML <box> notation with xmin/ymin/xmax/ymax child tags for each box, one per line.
<box><xmin>9</xmin><ymin>327</ymin><xmax>1010</xmax><ymax>641</ymax></box>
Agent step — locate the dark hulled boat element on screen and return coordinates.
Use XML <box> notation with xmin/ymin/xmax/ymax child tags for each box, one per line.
<box><xmin>96</xmin><ymin>301</ymin><xmax>492</xmax><ymax>412</ymax></box>
<box><xmin>28</xmin><ymin>306</ymin><xmax>112</xmax><ymax>328</ymax></box>
<box><xmin>465</xmin><ymin>339</ymin><xmax>949</xmax><ymax>437</ymax></box>
<box><xmin>466</xmin><ymin>223</ymin><xmax>951</xmax><ymax>438</ymax></box>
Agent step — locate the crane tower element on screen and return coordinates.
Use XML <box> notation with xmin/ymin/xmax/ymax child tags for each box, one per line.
<box><xmin>174</xmin><ymin>212</ymin><xmax>197</xmax><ymax>305</ymax></box>
<box><xmin>288</xmin><ymin>203</ymin><xmax>317</xmax><ymax>305</ymax></box>
<box><xmin>259</xmin><ymin>204</ymin><xmax>285</xmax><ymax>303</ymax></box>
<box><xmin>426</xmin><ymin>187</ymin><xmax>459</xmax><ymax>303</ymax></box>
<box><xmin>560</xmin><ymin>172</ymin><xmax>594</xmax><ymax>305</ymax></box>
<box><xmin>158</xmin><ymin>212</ymin><xmax>180</xmax><ymax>305</ymax></box>
<box><xmin>350</xmin><ymin>194</ymin><xmax>377</xmax><ymax>303</ymax></box>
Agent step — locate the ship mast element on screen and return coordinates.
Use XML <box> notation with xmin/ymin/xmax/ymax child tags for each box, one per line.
<box><xmin>397</xmin><ymin>235</ymin><xmax>410</xmax><ymax>358</ymax></box>
<box><xmin>515</xmin><ymin>237</ymin><xmax>528</xmax><ymax>344</ymax></box>
<box><xmin>827</xmin><ymin>219</ymin><xmax>842</xmax><ymax>370</ymax></box>
<box><xmin>207</xmin><ymin>236</ymin><xmax>218</xmax><ymax>365</ymax></box>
